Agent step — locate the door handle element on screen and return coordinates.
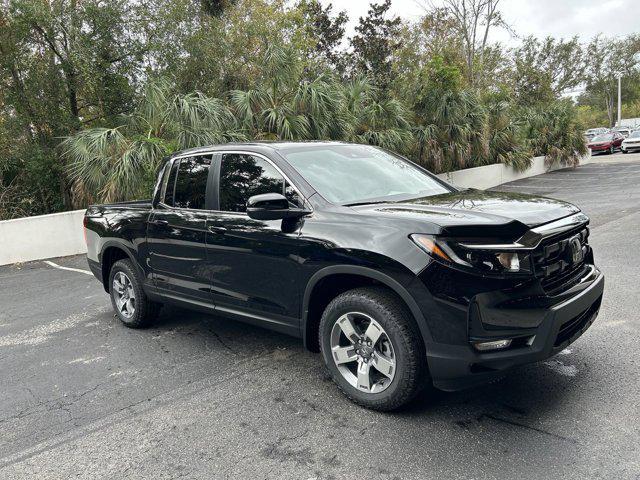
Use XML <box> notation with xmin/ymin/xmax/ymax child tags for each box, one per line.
<box><xmin>150</xmin><ymin>219</ymin><xmax>169</xmax><ymax>227</ymax></box>
<box><xmin>208</xmin><ymin>226</ymin><xmax>227</xmax><ymax>234</ymax></box>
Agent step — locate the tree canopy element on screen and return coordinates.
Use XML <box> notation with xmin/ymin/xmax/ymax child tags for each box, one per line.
<box><xmin>0</xmin><ymin>0</ymin><xmax>637</xmax><ymax>219</ymax></box>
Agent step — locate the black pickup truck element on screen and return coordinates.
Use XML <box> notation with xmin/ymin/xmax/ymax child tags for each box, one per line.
<box><xmin>84</xmin><ymin>142</ymin><xmax>604</xmax><ymax>410</ymax></box>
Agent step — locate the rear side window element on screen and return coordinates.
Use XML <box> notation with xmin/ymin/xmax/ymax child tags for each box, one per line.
<box><xmin>219</xmin><ymin>153</ymin><xmax>300</xmax><ymax>212</ymax></box>
<box><xmin>169</xmin><ymin>156</ymin><xmax>211</xmax><ymax>209</ymax></box>
<box><xmin>153</xmin><ymin>162</ymin><xmax>169</xmax><ymax>205</ymax></box>
<box><xmin>163</xmin><ymin>160</ymin><xmax>179</xmax><ymax>205</ymax></box>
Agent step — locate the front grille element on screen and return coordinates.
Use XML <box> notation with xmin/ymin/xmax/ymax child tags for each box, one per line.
<box><xmin>532</xmin><ymin>225</ymin><xmax>589</xmax><ymax>295</ymax></box>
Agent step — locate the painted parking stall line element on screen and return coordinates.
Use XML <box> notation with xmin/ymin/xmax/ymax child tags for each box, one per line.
<box><xmin>43</xmin><ymin>260</ymin><xmax>93</xmax><ymax>276</ymax></box>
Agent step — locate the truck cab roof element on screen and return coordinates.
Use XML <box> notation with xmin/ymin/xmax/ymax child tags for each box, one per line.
<box><xmin>169</xmin><ymin>141</ymin><xmax>353</xmax><ymax>158</ymax></box>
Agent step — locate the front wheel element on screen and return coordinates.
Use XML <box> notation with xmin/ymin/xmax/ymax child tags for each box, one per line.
<box><xmin>319</xmin><ymin>287</ymin><xmax>427</xmax><ymax>411</ymax></box>
<box><xmin>109</xmin><ymin>259</ymin><xmax>160</xmax><ymax>328</ymax></box>
<box><xmin>609</xmin><ymin>145</ymin><xmax>615</xmax><ymax>154</ymax></box>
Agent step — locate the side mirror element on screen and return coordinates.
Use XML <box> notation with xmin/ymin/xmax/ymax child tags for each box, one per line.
<box><xmin>246</xmin><ymin>193</ymin><xmax>311</xmax><ymax>221</ymax></box>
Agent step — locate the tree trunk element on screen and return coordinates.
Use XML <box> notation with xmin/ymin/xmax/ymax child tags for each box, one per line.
<box><xmin>59</xmin><ymin>175</ymin><xmax>73</xmax><ymax>211</ymax></box>
<box><xmin>605</xmin><ymin>92</ymin><xmax>614</xmax><ymax>128</ymax></box>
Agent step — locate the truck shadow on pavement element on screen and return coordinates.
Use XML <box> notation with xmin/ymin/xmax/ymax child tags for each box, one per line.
<box><xmin>149</xmin><ymin>304</ymin><xmax>587</xmax><ymax>445</ymax></box>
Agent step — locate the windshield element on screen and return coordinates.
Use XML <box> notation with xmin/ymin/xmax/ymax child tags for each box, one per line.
<box><xmin>280</xmin><ymin>144</ymin><xmax>452</xmax><ymax>205</ymax></box>
<box><xmin>628</xmin><ymin>130</ymin><xmax>640</xmax><ymax>139</ymax></box>
<box><xmin>592</xmin><ymin>134</ymin><xmax>613</xmax><ymax>142</ymax></box>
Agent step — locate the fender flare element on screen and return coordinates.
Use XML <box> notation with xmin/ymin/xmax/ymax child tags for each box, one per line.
<box><xmin>301</xmin><ymin>265</ymin><xmax>433</xmax><ymax>350</ymax></box>
<box><xmin>99</xmin><ymin>240</ymin><xmax>144</xmax><ymax>289</ymax></box>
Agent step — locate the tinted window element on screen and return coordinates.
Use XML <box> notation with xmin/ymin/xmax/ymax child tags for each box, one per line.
<box><xmin>219</xmin><ymin>154</ymin><xmax>299</xmax><ymax>212</ymax></box>
<box><xmin>163</xmin><ymin>160</ymin><xmax>179</xmax><ymax>205</ymax></box>
<box><xmin>173</xmin><ymin>156</ymin><xmax>211</xmax><ymax>209</ymax></box>
<box><xmin>154</xmin><ymin>162</ymin><xmax>169</xmax><ymax>205</ymax></box>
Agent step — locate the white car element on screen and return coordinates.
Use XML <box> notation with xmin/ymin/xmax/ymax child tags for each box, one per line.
<box><xmin>621</xmin><ymin>130</ymin><xmax>640</xmax><ymax>153</ymax></box>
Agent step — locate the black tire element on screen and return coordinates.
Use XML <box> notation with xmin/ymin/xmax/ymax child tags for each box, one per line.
<box><xmin>609</xmin><ymin>145</ymin><xmax>615</xmax><ymax>154</ymax></box>
<box><xmin>622</xmin><ymin>149</ymin><xmax>628</xmax><ymax>154</ymax></box>
<box><xmin>319</xmin><ymin>286</ymin><xmax>428</xmax><ymax>411</ymax></box>
<box><xmin>108</xmin><ymin>259</ymin><xmax>160</xmax><ymax>328</ymax></box>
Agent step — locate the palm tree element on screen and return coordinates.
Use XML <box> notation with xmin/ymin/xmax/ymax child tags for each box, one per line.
<box><xmin>62</xmin><ymin>81</ymin><xmax>243</xmax><ymax>205</ymax></box>
<box><xmin>62</xmin><ymin>127</ymin><xmax>166</xmax><ymax>205</ymax></box>
<box><xmin>522</xmin><ymin>101</ymin><xmax>587</xmax><ymax>168</ymax></box>
<box><xmin>414</xmin><ymin>88</ymin><xmax>489</xmax><ymax>173</ymax></box>
<box><xmin>339</xmin><ymin>76</ymin><xmax>413</xmax><ymax>152</ymax></box>
<box><xmin>484</xmin><ymin>96</ymin><xmax>531</xmax><ymax>170</ymax></box>
<box><xmin>229</xmin><ymin>45</ymin><xmax>344</xmax><ymax>141</ymax></box>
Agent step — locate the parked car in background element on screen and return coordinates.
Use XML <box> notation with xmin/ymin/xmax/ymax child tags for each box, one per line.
<box><xmin>613</xmin><ymin>127</ymin><xmax>632</xmax><ymax>138</ymax></box>
<box><xmin>588</xmin><ymin>132</ymin><xmax>624</xmax><ymax>154</ymax></box>
<box><xmin>584</xmin><ymin>127</ymin><xmax>609</xmax><ymax>141</ymax></box>
<box><xmin>621</xmin><ymin>130</ymin><xmax>640</xmax><ymax>153</ymax></box>
<box><xmin>83</xmin><ymin>141</ymin><xmax>604</xmax><ymax>411</ymax></box>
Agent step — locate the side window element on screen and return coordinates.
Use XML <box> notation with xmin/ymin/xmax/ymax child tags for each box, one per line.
<box><xmin>153</xmin><ymin>162</ymin><xmax>169</xmax><ymax>205</ymax></box>
<box><xmin>219</xmin><ymin>154</ymin><xmax>301</xmax><ymax>212</ymax></box>
<box><xmin>172</xmin><ymin>156</ymin><xmax>211</xmax><ymax>209</ymax></box>
<box><xmin>163</xmin><ymin>160</ymin><xmax>179</xmax><ymax>206</ymax></box>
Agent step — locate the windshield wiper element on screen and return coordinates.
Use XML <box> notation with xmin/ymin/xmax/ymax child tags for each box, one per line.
<box><xmin>343</xmin><ymin>200</ymin><xmax>394</xmax><ymax>207</ymax></box>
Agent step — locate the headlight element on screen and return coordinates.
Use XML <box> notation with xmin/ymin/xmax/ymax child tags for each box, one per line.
<box><xmin>410</xmin><ymin>234</ymin><xmax>532</xmax><ymax>274</ymax></box>
<box><xmin>463</xmin><ymin>249</ymin><xmax>528</xmax><ymax>273</ymax></box>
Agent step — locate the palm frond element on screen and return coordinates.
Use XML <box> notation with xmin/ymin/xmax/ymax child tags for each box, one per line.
<box><xmin>62</xmin><ymin>127</ymin><xmax>167</xmax><ymax>204</ymax></box>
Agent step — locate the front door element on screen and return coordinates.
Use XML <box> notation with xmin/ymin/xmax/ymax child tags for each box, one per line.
<box><xmin>205</xmin><ymin>153</ymin><xmax>306</xmax><ymax>330</ymax></box>
<box><xmin>147</xmin><ymin>155</ymin><xmax>213</xmax><ymax>303</ymax></box>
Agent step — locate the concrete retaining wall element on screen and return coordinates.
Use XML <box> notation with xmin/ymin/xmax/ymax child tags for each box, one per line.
<box><xmin>435</xmin><ymin>155</ymin><xmax>570</xmax><ymax>189</ymax></box>
<box><xmin>0</xmin><ymin>155</ymin><xmax>586</xmax><ymax>266</ymax></box>
<box><xmin>0</xmin><ymin>209</ymin><xmax>86</xmax><ymax>266</ymax></box>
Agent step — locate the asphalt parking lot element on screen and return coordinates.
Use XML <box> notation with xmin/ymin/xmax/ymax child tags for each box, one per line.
<box><xmin>1</xmin><ymin>154</ymin><xmax>639</xmax><ymax>479</ymax></box>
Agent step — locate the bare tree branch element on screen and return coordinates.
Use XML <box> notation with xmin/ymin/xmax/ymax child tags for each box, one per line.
<box><xmin>441</xmin><ymin>0</ymin><xmax>511</xmax><ymax>86</ymax></box>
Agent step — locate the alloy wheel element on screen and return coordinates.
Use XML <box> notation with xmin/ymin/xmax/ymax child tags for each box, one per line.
<box><xmin>112</xmin><ymin>271</ymin><xmax>136</xmax><ymax>319</ymax></box>
<box><xmin>329</xmin><ymin>312</ymin><xmax>396</xmax><ymax>393</ymax></box>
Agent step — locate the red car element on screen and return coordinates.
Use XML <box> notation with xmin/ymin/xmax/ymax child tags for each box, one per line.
<box><xmin>588</xmin><ymin>132</ymin><xmax>624</xmax><ymax>154</ymax></box>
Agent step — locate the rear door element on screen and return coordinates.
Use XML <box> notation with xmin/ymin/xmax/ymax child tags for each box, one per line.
<box><xmin>147</xmin><ymin>154</ymin><xmax>214</xmax><ymax>303</ymax></box>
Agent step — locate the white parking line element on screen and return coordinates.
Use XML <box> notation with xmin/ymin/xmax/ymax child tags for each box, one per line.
<box><xmin>43</xmin><ymin>260</ymin><xmax>93</xmax><ymax>276</ymax></box>
<box><xmin>497</xmin><ymin>184</ymin><xmax>553</xmax><ymax>189</ymax></box>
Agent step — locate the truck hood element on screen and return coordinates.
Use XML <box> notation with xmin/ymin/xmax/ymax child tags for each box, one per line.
<box><xmin>350</xmin><ymin>189</ymin><xmax>580</xmax><ymax>235</ymax></box>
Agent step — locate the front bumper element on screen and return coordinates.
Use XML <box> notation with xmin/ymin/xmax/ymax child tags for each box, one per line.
<box><xmin>424</xmin><ymin>267</ymin><xmax>604</xmax><ymax>391</ymax></box>
<box><xmin>622</xmin><ymin>144</ymin><xmax>640</xmax><ymax>152</ymax></box>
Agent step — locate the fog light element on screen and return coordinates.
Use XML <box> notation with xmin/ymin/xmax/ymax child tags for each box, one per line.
<box><xmin>473</xmin><ymin>339</ymin><xmax>512</xmax><ymax>351</ymax></box>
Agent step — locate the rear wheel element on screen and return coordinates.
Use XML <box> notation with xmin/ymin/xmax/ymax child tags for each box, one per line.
<box><xmin>109</xmin><ymin>259</ymin><xmax>160</xmax><ymax>328</ymax></box>
<box><xmin>319</xmin><ymin>286</ymin><xmax>427</xmax><ymax>411</ymax></box>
